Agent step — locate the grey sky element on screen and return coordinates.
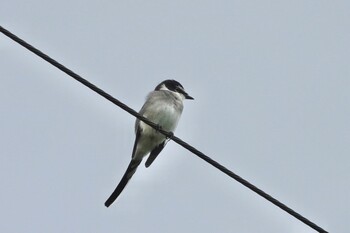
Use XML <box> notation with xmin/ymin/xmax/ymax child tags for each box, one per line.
<box><xmin>1</xmin><ymin>1</ymin><xmax>349</xmax><ymax>232</ymax></box>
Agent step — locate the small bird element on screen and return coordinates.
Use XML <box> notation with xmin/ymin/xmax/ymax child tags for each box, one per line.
<box><xmin>105</xmin><ymin>79</ymin><xmax>193</xmax><ymax>207</ymax></box>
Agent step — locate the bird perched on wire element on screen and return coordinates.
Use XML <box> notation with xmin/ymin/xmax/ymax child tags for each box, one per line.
<box><xmin>105</xmin><ymin>79</ymin><xmax>193</xmax><ymax>207</ymax></box>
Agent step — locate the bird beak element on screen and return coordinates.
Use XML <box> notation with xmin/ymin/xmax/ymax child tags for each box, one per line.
<box><xmin>177</xmin><ymin>88</ymin><xmax>194</xmax><ymax>100</ymax></box>
<box><xmin>185</xmin><ymin>93</ymin><xmax>194</xmax><ymax>100</ymax></box>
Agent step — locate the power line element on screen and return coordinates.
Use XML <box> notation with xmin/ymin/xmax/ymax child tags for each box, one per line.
<box><xmin>0</xmin><ymin>25</ymin><xmax>328</xmax><ymax>233</ymax></box>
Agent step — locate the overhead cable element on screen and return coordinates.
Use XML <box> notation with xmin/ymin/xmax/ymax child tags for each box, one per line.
<box><xmin>0</xmin><ymin>25</ymin><xmax>328</xmax><ymax>233</ymax></box>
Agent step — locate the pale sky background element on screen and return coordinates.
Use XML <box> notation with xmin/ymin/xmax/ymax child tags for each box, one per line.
<box><xmin>1</xmin><ymin>1</ymin><xmax>349</xmax><ymax>233</ymax></box>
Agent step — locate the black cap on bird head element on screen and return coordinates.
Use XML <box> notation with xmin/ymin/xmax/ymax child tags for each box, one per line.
<box><xmin>155</xmin><ymin>79</ymin><xmax>194</xmax><ymax>100</ymax></box>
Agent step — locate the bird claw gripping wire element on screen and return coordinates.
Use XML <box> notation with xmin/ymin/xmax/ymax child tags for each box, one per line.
<box><xmin>166</xmin><ymin>131</ymin><xmax>174</xmax><ymax>140</ymax></box>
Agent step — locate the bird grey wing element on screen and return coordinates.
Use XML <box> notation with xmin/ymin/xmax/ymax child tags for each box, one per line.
<box><xmin>145</xmin><ymin>140</ymin><xmax>166</xmax><ymax>168</ymax></box>
<box><xmin>104</xmin><ymin>158</ymin><xmax>142</xmax><ymax>207</ymax></box>
<box><xmin>133</xmin><ymin>94</ymin><xmax>157</xmax><ymax>136</ymax></box>
<box><xmin>132</xmin><ymin>127</ymin><xmax>141</xmax><ymax>158</ymax></box>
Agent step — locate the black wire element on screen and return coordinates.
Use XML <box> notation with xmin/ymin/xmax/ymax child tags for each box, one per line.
<box><xmin>0</xmin><ymin>25</ymin><xmax>328</xmax><ymax>233</ymax></box>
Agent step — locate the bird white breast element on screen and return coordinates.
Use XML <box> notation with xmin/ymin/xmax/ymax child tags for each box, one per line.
<box><xmin>133</xmin><ymin>90</ymin><xmax>184</xmax><ymax>159</ymax></box>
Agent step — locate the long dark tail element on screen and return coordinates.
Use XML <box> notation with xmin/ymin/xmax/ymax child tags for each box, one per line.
<box><xmin>105</xmin><ymin>159</ymin><xmax>141</xmax><ymax>207</ymax></box>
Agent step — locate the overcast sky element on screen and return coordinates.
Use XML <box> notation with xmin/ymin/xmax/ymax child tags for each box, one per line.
<box><xmin>1</xmin><ymin>1</ymin><xmax>349</xmax><ymax>233</ymax></box>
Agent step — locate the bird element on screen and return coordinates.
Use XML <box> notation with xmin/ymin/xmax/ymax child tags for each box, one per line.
<box><xmin>105</xmin><ymin>79</ymin><xmax>193</xmax><ymax>207</ymax></box>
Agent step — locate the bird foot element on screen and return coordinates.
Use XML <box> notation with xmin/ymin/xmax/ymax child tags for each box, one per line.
<box><xmin>167</xmin><ymin>131</ymin><xmax>174</xmax><ymax>139</ymax></box>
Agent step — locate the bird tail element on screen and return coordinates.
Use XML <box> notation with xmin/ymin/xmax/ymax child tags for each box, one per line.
<box><xmin>105</xmin><ymin>159</ymin><xmax>141</xmax><ymax>207</ymax></box>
